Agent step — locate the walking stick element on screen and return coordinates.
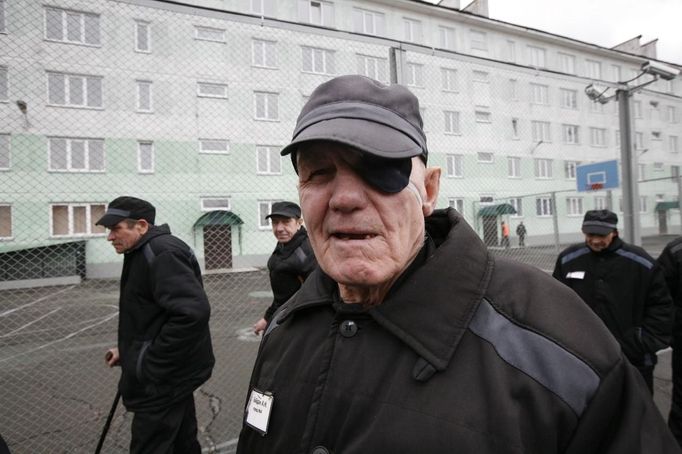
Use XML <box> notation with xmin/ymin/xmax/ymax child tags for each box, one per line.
<box><xmin>95</xmin><ymin>390</ymin><xmax>121</xmax><ymax>454</ymax></box>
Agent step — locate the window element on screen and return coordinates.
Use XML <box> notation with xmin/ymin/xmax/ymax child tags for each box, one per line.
<box><xmin>475</xmin><ymin>111</ymin><xmax>491</xmax><ymax>123</ymax></box>
<box><xmin>634</xmin><ymin>101</ymin><xmax>642</xmax><ymax>118</ymax></box>
<box><xmin>469</xmin><ymin>30</ymin><xmax>487</xmax><ymax>51</ymax></box>
<box><xmin>252</xmin><ymin>39</ymin><xmax>277</xmax><ymax>68</ymax></box>
<box><xmin>441</xmin><ymin>67</ymin><xmax>458</xmax><ymax>92</ymax></box>
<box><xmin>508</xmin><ymin>79</ymin><xmax>518</xmax><ymax>100</ymax></box>
<box><xmin>201</xmin><ymin>197</ymin><xmax>231</xmax><ymax>211</ymax></box>
<box><xmin>444</xmin><ymin>111</ymin><xmax>460</xmax><ymax>134</ymax></box>
<box><xmin>299</xmin><ymin>0</ymin><xmax>334</xmax><ymax>27</ymax></box>
<box><xmin>530</xmin><ymin>83</ymin><xmax>549</xmax><ymax>105</ymax></box>
<box><xmin>635</xmin><ymin>132</ymin><xmax>644</xmax><ymax>150</ymax></box>
<box><xmin>536</xmin><ymin>197</ymin><xmax>553</xmax><ymax>216</ymax></box>
<box><xmin>638</xmin><ymin>163</ymin><xmax>645</xmax><ymax>181</ymax></box>
<box><xmin>137</xmin><ymin>141</ymin><xmax>154</xmax><ymax>173</ymax></box>
<box><xmin>594</xmin><ymin>196</ymin><xmax>607</xmax><ymax>210</ymax></box>
<box><xmin>586</xmin><ymin>59</ymin><xmax>602</xmax><ymax>79</ymax></box>
<box><xmin>508</xmin><ymin>157</ymin><xmax>521</xmax><ymax>178</ymax></box>
<box><xmin>199</xmin><ymin>139</ymin><xmax>229</xmax><ymax>154</ymax></box>
<box><xmin>511</xmin><ymin>118</ymin><xmax>519</xmax><ymax>139</ymax></box>
<box><xmin>446</xmin><ymin>154</ymin><xmax>463</xmax><ymax>177</ymax></box>
<box><xmin>44</xmin><ymin>7</ymin><xmax>100</xmax><ymax>46</ymax></box>
<box><xmin>527</xmin><ymin>45</ymin><xmax>546</xmax><ymax>68</ymax></box>
<box><xmin>531</xmin><ymin>121</ymin><xmax>551</xmax><ymax>142</ymax></box>
<box><xmin>672</xmin><ymin>166</ymin><xmax>680</xmax><ymax>180</ymax></box>
<box><xmin>256</xmin><ymin>145</ymin><xmax>281</xmax><ymax>174</ymax></box>
<box><xmin>0</xmin><ymin>0</ymin><xmax>5</xmax><ymax>33</ymax></box>
<box><xmin>668</xmin><ymin>106</ymin><xmax>677</xmax><ymax>123</ymax></box>
<box><xmin>534</xmin><ymin>158</ymin><xmax>553</xmax><ymax>179</ymax></box>
<box><xmin>589</xmin><ymin>101</ymin><xmax>605</xmax><ymax>113</ymax></box>
<box><xmin>0</xmin><ymin>65</ymin><xmax>7</xmax><ymax>101</ymax></box>
<box><xmin>47</xmin><ymin>72</ymin><xmax>102</xmax><ymax>108</ymax></box>
<box><xmin>0</xmin><ymin>133</ymin><xmax>8</xmax><ymax>169</ymax></box>
<box><xmin>353</xmin><ymin>8</ymin><xmax>385</xmax><ymax>36</ymax></box>
<box><xmin>197</xmin><ymin>82</ymin><xmax>228</xmax><ymax>99</ymax></box>
<box><xmin>566</xmin><ymin>197</ymin><xmax>584</xmax><ymax>216</ymax></box>
<box><xmin>615</xmin><ymin>130</ymin><xmax>621</xmax><ymax>147</ymax></box>
<box><xmin>654</xmin><ymin>162</ymin><xmax>664</xmax><ymax>172</ymax></box>
<box><xmin>508</xmin><ymin>198</ymin><xmax>523</xmax><ymax>217</ymax></box>
<box><xmin>48</xmin><ymin>137</ymin><xmax>104</xmax><ymax>172</ymax></box>
<box><xmin>194</xmin><ymin>25</ymin><xmax>225</xmax><ymax>43</ymax></box>
<box><xmin>612</xmin><ymin>64</ymin><xmax>622</xmax><ymax>82</ymax></box>
<box><xmin>505</xmin><ymin>40</ymin><xmax>516</xmax><ymax>62</ymax></box>
<box><xmin>135</xmin><ymin>20</ymin><xmax>151</xmax><ymax>53</ymax></box>
<box><xmin>477</xmin><ymin>152</ymin><xmax>493</xmax><ymax>163</ymax></box>
<box><xmin>251</xmin><ymin>0</ymin><xmax>276</xmax><ymax>15</ymax></box>
<box><xmin>564</xmin><ymin>161</ymin><xmax>579</xmax><ymax>179</ymax></box>
<box><xmin>472</xmin><ymin>71</ymin><xmax>490</xmax><ymax>107</ymax></box>
<box><xmin>670</xmin><ymin>135</ymin><xmax>679</xmax><ymax>153</ymax></box>
<box><xmin>136</xmin><ymin>80</ymin><xmax>153</xmax><ymax>112</ymax></box>
<box><xmin>50</xmin><ymin>203</ymin><xmax>106</xmax><ymax>237</ymax></box>
<box><xmin>562</xmin><ymin>124</ymin><xmax>580</xmax><ymax>144</ymax></box>
<box><xmin>480</xmin><ymin>195</ymin><xmax>494</xmax><ymax>205</ymax></box>
<box><xmin>403</xmin><ymin>17</ymin><xmax>422</xmax><ymax>43</ymax></box>
<box><xmin>406</xmin><ymin>63</ymin><xmax>423</xmax><ymax>87</ymax></box>
<box><xmin>0</xmin><ymin>204</ymin><xmax>11</xmax><ymax>239</ymax></box>
<box><xmin>356</xmin><ymin>55</ymin><xmax>387</xmax><ymax>82</ymax></box>
<box><xmin>640</xmin><ymin>196</ymin><xmax>647</xmax><ymax>213</ymax></box>
<box><xmin>254</xmin><ymin>92</ymin><xmax>278</xmax><ymax>121</ymax></box>
<box><xmin>560</xmin><ymin>88</ymin><xmax>577</xmax><ymax>109</ymax></box>
<box><xmin>559</xmin><ymin>53</ymin><xmax>576</xmax><ymax>74</ymax></box>
<box><xmin>652</xmin><ymin>131</ymin><xmax>662</xmax><ymax>141</ymax></box>
<box><xmin>259</xmin><ymin>200</ymin><xmax>278</xmax><ymax>229</ymax></box>
<box><xmin>448</xmin><ymin>198</ymin><xmax>464</xmax><ymax>213</ymax></box>
<box><xmin>302</xmin><ymin>47</ymin><xmax>335</xmax><ymax>75</ymax></box>
<box><xmin>439</xmin><ymin>26</ymin><xmax>455</xmax><ymax>50</ymax></box>
<box><xmin>590</xmin><ymin>128</ymin><xmax>607</xmax><ymax>147</ymax></box>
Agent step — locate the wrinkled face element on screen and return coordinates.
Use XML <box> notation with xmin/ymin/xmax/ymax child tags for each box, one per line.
<box><xmin>270</xmin><ymin>215</ymin><xmax>301</xmax><ymax>243</ymax></box>
<box><xmin>106</xmin><ymin>220</ymin><xmax>147</xmax><ymax>254</ymax></box>
<box><xmin>297</xmin><ymin>142</ymin><xmax>438</xmax><ymax>289</ymax></box>
<box><xmin>585</xmin><ymin>231</ymin><xmax>617</xmax><ymax>252</ymax></box>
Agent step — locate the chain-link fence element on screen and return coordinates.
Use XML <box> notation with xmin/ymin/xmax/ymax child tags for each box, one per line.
<box><xmin>1</xmin><ymin>0</ymin><xmax>681</xmax><ymax>452</ymax></box>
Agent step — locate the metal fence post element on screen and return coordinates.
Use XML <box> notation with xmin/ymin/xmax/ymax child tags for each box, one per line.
<box><xmin>551</xmin><ymin>191</ymin><xmax>560</xmax><ymax>252</ymax></box>
<box><xmin>617</xmin><ymin>89</ymin><xmax>642</xmax><ymax>245</ymax></box>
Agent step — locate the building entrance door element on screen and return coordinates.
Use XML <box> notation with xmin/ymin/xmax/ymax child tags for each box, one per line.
<box><xmin>658</xmin><ymin>210</ymin><xmax>668</xmax><ymax>234</ymax></box>
<box><xmin>481</xmin><ymin>216</ymin><xmax>498</xmax><ymax>246</ymax></box>
<box><xmin>204</xmin><ymin>225</ymin><xmax>232</xmax><ymax>270</ymax></box>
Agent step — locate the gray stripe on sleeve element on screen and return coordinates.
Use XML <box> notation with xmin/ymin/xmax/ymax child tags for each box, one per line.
<box><xmin>615</xmin><ymin>249</ymin><xmax>654</xmax><ymax>269</ymax></box>
<box><xmin>469</xmin><ymin>299</ymin><xmax>600</xmax><ymax>417</ymax></box>
<box><xmin>560</xmin><ymin>247</ymin><xmax>591</xmax><ymax>265</ymax></box>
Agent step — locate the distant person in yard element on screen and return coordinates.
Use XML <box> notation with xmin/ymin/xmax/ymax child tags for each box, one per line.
<box><xmin>501</xmin><ymin>220</ymin><xmax>510</xmax><ymax>248</ymax></box>
<box><xmin>98</xmin><ymin>196</ymin><xmax>214</xmax><ymax>454</ymax></box>
<box><xmin>516</xmin><ymin>221</ymin><xmax>527</xmax><ymax>247</ymax></box>
<box><xmin>252</xmin><ymin>201</ymin><xmax>317</xmax><ymax>335</ymax></box>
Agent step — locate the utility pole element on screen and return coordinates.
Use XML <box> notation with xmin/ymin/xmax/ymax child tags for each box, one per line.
<box><xmin>617</xmin><ymin>89</ymin><xmax>641</xmax><ymax>245</ymax></box>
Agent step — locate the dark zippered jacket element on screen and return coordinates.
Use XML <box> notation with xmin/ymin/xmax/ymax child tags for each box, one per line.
<box><xmin>553</xmin><ymin>237</ymin><xmax>672</xmax><ymax>367</ymax></box>
<box><xmin>263</xmin><ymin>227</ymin><xmax>316</xmax><ymax>321</ymax></box>
<box><xmin>658</xmin><ymin>236</ymin><xmax>682</xmax><ymax>338</ymax></box>
<box><xmin>237</xmin><ymin>209</ymin><xmax>679</xmax><ymax>453</ymax></box>
<box><xmin>118</xmin><ymin>224</ymin><xmax>214</xmax><ymax>412</ymax></box>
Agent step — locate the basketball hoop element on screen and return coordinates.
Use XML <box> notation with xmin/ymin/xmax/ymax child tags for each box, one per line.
<box><xmin>586</xmin><ymin>183</ymin><xmax>604</xmax><ymax>191</ymax></box>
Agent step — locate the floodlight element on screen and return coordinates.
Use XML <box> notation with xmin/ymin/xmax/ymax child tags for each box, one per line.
<box><xmin>641</xmin><ymin>61</ymin><xmax>680</xmax><ymax>81</ymax></box>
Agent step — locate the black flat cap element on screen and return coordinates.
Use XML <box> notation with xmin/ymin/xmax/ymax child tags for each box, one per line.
<box><xmin>582</xmin><ymin>209</ymin><xmax>618</xmax><ymax>235</ymax></box>
<box><xmin>96</xmin><ymin>196</ymin><xmax>156</xmax><ymax>227</ymax></box>
<box><xmin>266</xmin><ymin>201</ymin><xmax>301</xmax><ymax>219</ymax></box>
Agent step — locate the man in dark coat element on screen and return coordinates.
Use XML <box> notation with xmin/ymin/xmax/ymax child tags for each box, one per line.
<box><xmin>553</xmin><ymin>209</ymin><xmax>672</xmax><ymax>392</ymax></box>
<box><xmin>236</xmin><ymin>75</ymin><xmax>680</xmax><ymax>453</ymax></box>
<box><xmin>658</xmin><ymin>236</ymin><xmax>682</xmax><ymax>446</ymax></box>
<box><xmin>252</xmin><ymin>201</ymin><xmax>316</xmax><ymax>335</ymax></box>
<box><xmin>98</xmin><ymin>196</ymin><xmax>214</xmax><ymax>454</ymax></box>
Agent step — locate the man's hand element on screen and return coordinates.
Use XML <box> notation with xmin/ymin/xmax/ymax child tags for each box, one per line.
<box><xmin>105</xmin><ymin>347</ymin><xmax>120</xmax><ymax>367</ymax></box>
<box><xmin>253</xmin><ymin>318</ymin><xmax>268</xmax><ymax>335</ymax></box>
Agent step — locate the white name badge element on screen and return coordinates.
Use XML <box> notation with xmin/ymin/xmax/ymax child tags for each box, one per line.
<box><xmin>245</xmin><ymin>388</ymin><xmax>274</xmax><ymax>435</ymax></box>
<box><xmin>566</xmin><ymin>271</ymin><xmax>586</xmax><ymax>279</ymax></box>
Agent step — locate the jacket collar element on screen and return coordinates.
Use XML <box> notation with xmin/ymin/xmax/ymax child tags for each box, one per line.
<box><xmin>127</xmin><ymin>224</ymin><xmax>171</xmax><ymax>254</ymax></box>
<box><xmin>283</xmin><ymin>208</ymin><xmax>494</xmax><ymax>372</ymax></box>
<box><xmin>275</xmin><ymin>226</ymin><xmax>308</xmax><ymax>257</ymax></box>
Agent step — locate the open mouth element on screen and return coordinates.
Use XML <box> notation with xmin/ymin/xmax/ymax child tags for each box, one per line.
<box><xmin>332</xmin><ymin>233</ymin><xmax>376</xmax><ymax>240</ymax></box>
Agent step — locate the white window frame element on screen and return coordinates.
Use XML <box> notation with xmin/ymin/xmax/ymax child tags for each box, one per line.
<box><xmin>197</xmin><ymin>81</ymin><xmax>228</xmax><ymax>99</ymax></box>
<box><xmin>635</xmin><ymin>132</ymin><xmax>644</xmax><ymax>150</ymax></box>
<box><xmin>634</xmin><ymin>100</ymin><xmax>642</xmax><ymax>118</ymax></box>
<box><xmin>589</xmin><ymin>128</ymin><xmax>607</xmax><ymax>147</ymax></box>
<box><xmin>199</xmin><ymin>139</ymin><xmax>230</xmax><ymax>155</ymax></box>
<box><xmin>509</xmin><ymin>79</ymin><xmax>518</xmax><ymax>101</ymax></box>
<box><xmin>353</xmin><ymin>8</ymin><xmax>385</xmax><ymax>36</ymax></box>
<box><xmin>536</xmin><ymin>197</ymin><xmax>553</xmax><ymax>217</ymax></box>
<box><xmin>0</xmin><ymin>204</ymin><xmax>12</xmax><ymax>240</ymax></box>
<box><xmin>446</xmin><ymin>154</ymin><xmax>463</xmax><ymax>178</ymax></box>
<box><xmin>50</xmin><ymin>203</ymin><xmax>107</xmax><ymax>238</ymax></box>
<box><xmin>508</xmin><ymin>157</ymin><xmax>521</xmax><ymax>178</ymax></box>
<box><xmin>475</xmin><ymin>111</ymin><xmax>491</xmax><ymax>123</ymax></box>
<box><xmin>137</xmin><ymin>141</ymin><xmax>154</xmax><ymax>173</ymax></box>
<box><xmin>566</xmin><ymin>197</ymin><xmax>584</xmax><ymax>216</ymax></box>
<box><xmin>448</xmin><ymin>198</ymin><xmax>464</xmax><ymax>213</ymax></box>
<box><xmin>534</xmin><ymin>158</ymin><xmax>553</xmax><ymax>179</ymax></box>
<box><xmin>444</xmin><ymin>111</ymin><xmax>460</xmax><ymax>135</ymax></box>
<box><xmin>527</xmin><ymin>45</ymin><xmax>546</xmax><ymax>68</ymax></box>
<box><xmin>560</xmin><ymin>88</ymin><xmax>577</xmax><ymax>109</ymax></box>
<box><xmin>356</xmin><ymin>54</ymin><xmax>388</xmax><ymax>82</ymax></box>
<box><xmin>668</xmin><ymin>106</ymin><xmax>677</xmax><ymax>123</ymax></box>
<box><xmin>670</xmin><ymin>135</ymin><xmax>679</xmax><ymax>153</ymax></box>
<box><xmin>0</xmin><ymin>65</ymin><xmax>7</xmax><ymax>102</ymax></box>
<box><xmin>469</xmin><ymin>29</ymin><xmax>487</xmax><ymax>51</ymax></box>
<box><xmin>302</xmin><ymin>46</ymin><xmax>335</xmax><ymax>75</ymax></box>
<box><xmin>406</xmin><ymin>62</ymin><xmax>424</xmax><ymax>88</ymax></box>
<box><xmin>251</xmin><ymin>39</ymin><xmax>277</xmax><ymax>69</ymax></box>
<box><xmin>564</xmin><ymin>161</ymin><xmax>579</xmax><ymax>180</ymax></box>
<box><xmin>477</xmin><ymin>152</ymin><xmax>493</xmax><ymax>163</ymax></box>
<box><xmin>254</xmin><ymin>91</ymin><xmax>279</xmax><ymax>121</ymax></box>
<box><xmin>530</xmin><ymin>83</ymin><xmax>549</xmax><ymax>105</ymax></box>
<box><xmin>47</xmin><ymin>71</ymin><xmax>103</xmax><ymax>109</ymax></box>
<box><xmin>441</xmin><ymin>67</ymin><xmax>458</xmax><ymax>92</ymax></box>
<box><xmin>301</xmin><ymin>0</ymin><xmax>334</xmax><ymax>27</ymax></box>
<box><xmin>44</xmin><ymin>7</ymin><xmax>101</xmax><ymax>46</ymax></box>
<box><xmin>559</xmin><ymin>53</ymin><xmax>576</xmax><ymax>74</ymax></box>
<box><xmin>200</xmin><ymin>197</ymin><xmax>231</xmax><ymax>212</ymax></box>
<box><xmin>531</xmin><ymin>121</ymin><xmax>551</xmax><ymax>142</ymax></box>
<box><xmin>135</xmin><ymin>80</ymin><xmax>153</xmax><ymax>112</ymax></box>
<box><xmin>506</xmin><ymin>40</ymin><xmax>516</xmax><ymax>62</ymax></box>
<box><xmin>594</xmin><ymin>196</ymin><xmax>607</xmax><ymax>210</ymax></box>
<box><xmin>640</xmin><ymin>196</ymin><xmax>648</xmax><ymax>213</ymax></box>
<box><xmin>194</xmin><ymin>25</ymin><xmax>226</xmax><ymax>43</ymax></box>
<box><xmin>511</xmin><ymin>118</ymin><xmax>520</xmax><ymax>139</ymax></box>
<box><xmin>0</xmin><ymin>133</ymin><xmax>9</xmax><ymax>170</ymax></box>
<box><xmin>134</xmin><ymin>20</ymin><xmax>151</xmax><ymax>53</ymax></box>
<box><xmin>509</xmin><ymin>198</ymin><xmax>523</xmax><ymax>217</ymax></box>
<box><xmin>586</xmin><ymin>59</ymin><xmax>602</xmax><ymax>79</ymax></box>
<box><xmin>438</xmin><ymin>26</ymin><xmax>455</xmax><ymax>51</ymax></box>
<box><xmin>0</xmin><ymin>0</ymin><xmax>6</xmax><ymax>34</ymax></box>
<box><xmin>563</xmin><ymin>124</ymin><xmax>580</xmax><ymax>145</ymax></box>
<box><xmin>256</xmin><ymin>145</ymin><xmax>281</xmax><ymax>175</ymax></box>
<box><xmin>258</xmin><ymin>200</ymin><xmax>278</xmax><ymax>229</ymax></box>
<box><xmin>403</xmin><ymin>17</ymin><xmax>422</xmax><ymax>43</ymax></box>
<box><xmin>48</xmin><ymin>137</ymin><xmax>105</xmax><ymax>173</ymax></box>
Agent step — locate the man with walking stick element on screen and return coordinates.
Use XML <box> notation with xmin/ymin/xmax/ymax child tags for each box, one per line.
<box><xmin>98</xmin><ymin>196</ymin><xmax>214</xmax><ymax>454</ymax></box>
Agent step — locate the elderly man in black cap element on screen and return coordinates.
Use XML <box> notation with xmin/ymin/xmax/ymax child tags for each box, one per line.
<box><xmin>252</xmin><ymin>201</ymin><xmax>316</xmax><ymax>335</ymax></box>
<box><xmin>554</xmin><ymin>209</ymin><xmax>672</xmax><ymax>393</ymax></box>
<box><xmin>237</xmin><ymin>75</ymin><xmax>680</xmax><ymax>453</ymax></box>
<box><xmin>97</xmin><ymin>196</ymin><xmax>214</xmax><ymax>454</ymax></box>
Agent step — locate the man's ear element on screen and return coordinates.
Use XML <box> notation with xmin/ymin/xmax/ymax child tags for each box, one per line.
<box><xmin>422</xmin><ymin>166</ymin><xmax>441</xmax><ymax>217</ymax></box>
<box><xmin>136</xmin><ymin>219</ymin><xmax>150</xmax><ymax>235</ymax></box>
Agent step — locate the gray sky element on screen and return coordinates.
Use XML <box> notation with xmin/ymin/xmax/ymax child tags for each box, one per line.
<box><xmin>430</xmin><ymin>0</ymin><xmax>682</xmax><ymax>64</ymax></box>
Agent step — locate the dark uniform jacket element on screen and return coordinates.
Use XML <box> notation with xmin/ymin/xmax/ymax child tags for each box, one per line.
<box><xmin>263</xmin><ymin>227</ymin><xmax>316</xmax><ymax>322</ymax></box>
<box><xmin>237</xmin><ymin>209</ymin><xmax>679</xmax><ymax>453</ymax></box>
<box><xmin>658</xmin><ymin>236</ymin><xmax>682</xmax><ymax>338</ymax></box>
<box><xmin>553</xmin><ymin>237</ymin><xmax>672</xmax><ymax>368</ymax></box>
<box><xmin>118</xmin><ymin>224</ymin><xmax>214</xmax><ymax>412</ymax></box>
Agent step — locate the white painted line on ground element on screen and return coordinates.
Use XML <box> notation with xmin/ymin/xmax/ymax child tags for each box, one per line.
<box><xmin>0</xmin><ymin>285</ymin><xmax>75</xmax><ymax>318</ymax></box>
<box><xmin>202</xmin><ymin>438</ymin><xmax>238</xmax><ymax>453</ymax></box>
<box><xmin>0</xmin><ymin>307</ymin><xmax>62</xmax><ymax>338</ymax></box>
<box><xmin>0</xmin><ymin>311</ymin><xmax>119</xmax><ymax>363</ymax></box>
